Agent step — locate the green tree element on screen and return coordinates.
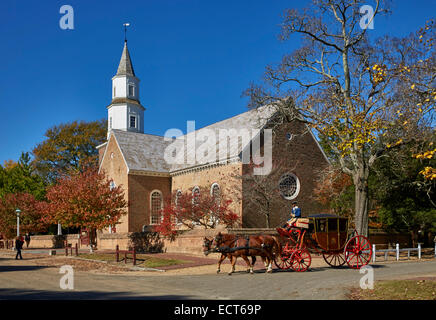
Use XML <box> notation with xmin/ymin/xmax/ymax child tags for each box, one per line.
<box><xmin>372</xmin><ymin>137</ymin><xmax>436</xmax><ymax>246</ymax></box>
<box><xmin>0</xmin><ymin>152</ymin><xmax>46</xmax><ymax>200</ymax></box>
<box><xmin>32</xmin><ymin>119</ymin><xmax>107</xmax><ymax>183</ymax></box>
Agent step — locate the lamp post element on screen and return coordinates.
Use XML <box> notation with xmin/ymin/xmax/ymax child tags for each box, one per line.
<box><xmin>15</xmin><ymin>209</ymin><xmax>21</xmax><ymax>237</ymax></box>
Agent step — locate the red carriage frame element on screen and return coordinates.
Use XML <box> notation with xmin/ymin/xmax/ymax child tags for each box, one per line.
<box><xmin>274</xmin><ymin>214</ymin><xmax>372</xmax><ymax>272</ymax></box>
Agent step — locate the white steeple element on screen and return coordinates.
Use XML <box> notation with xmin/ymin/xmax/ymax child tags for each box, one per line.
<box><xmin>107</xmin><ymin>40</ymin><xmax>145</xmax><ymax>139</ymax></box>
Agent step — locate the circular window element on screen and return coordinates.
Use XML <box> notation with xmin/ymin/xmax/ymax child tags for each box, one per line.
<box><xmin>279</xmin><ymin>173</ymin><xmax>300</xmax><ymax>200</ymax></box>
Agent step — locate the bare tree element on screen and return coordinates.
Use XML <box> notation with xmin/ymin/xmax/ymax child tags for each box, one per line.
<box><xmin>245</xmin><ymin>0</ymin><xmax>434</xmax><ymax>236</ymax></box>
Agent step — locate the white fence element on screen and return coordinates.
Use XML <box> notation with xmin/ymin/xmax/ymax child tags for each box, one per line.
<box><xmin>371</xmin><ymin>243</ymin><xmax>434</xmax><ymax>262</ymax></box>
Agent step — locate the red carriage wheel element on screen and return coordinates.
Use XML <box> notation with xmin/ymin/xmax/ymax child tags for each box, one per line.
<box><xmin>274</xmin><ymin>242</ymin><xmax>294</xmax><ymax>270</ymax></box>
<box><xmin>290</xmin><ymin>248</ymin><xmax>312</xmax><ymax>272</ymax></box>
<box><xmin>322</xmin><ymin>251</ymin><xmax>346</xmax><ymax>268</ymax></box>
<box><xmin>344</xmin><ymin>235</ymin><xmax>372</xmax><ymax>269</ymax></box>
<box><xmin>274</xmin><ymin>254</ymin><xmax>292</xmax><ymax>270</ymax></box>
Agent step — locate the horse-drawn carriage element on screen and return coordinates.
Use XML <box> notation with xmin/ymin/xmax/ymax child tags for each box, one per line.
<box><xmin>275</xmin><ymin>214</ymin><xmax>372</xmax><ymax>272</ymax></box>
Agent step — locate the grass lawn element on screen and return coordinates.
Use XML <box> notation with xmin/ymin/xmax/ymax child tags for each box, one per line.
<box><xmin>78</xmin><ymin>253</ymin><xmax>190</xmax><ymax>268</ymax></box>
<box><xmin>350</xmin><ymin>279</ymin><xmax>436</xmax><ymax>300</ymax></box>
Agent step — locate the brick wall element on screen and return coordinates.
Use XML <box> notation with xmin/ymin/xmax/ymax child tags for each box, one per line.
<box><xmin>98</xmin><ymin>135</ymin><xmax>130</xmax><ymax>233</ymax></box>
<box><xmin>128</xmin><ymin>174</ymin><xmax>171</xmax><ymax>232</ymax></box>
<box><xmin>171</xmin><ymin>162</ymin><xmax>244</xmax><ymax>225</ymax></box>
<box><xmin>242</xmin><ymin>120</ymin><xmax>329</xmax><ymax>228</ymax></box>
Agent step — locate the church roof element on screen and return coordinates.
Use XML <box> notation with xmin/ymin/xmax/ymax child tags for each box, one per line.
<box><xmin>170</xmin><ymin>105</ymin><xmax>276</xmax><ymax>172</ymax></box>
<box><xmin>109</xmin><ymin>105</ymin><xmax>277</xmax><ymax>174</ymax></box>
<box><xmin>111</xmin><ymin>130</ymin><xmax>172</xmax><ymax>173</ymax></box>
<box><xmin>116</xmin><ymin>41</ymin><xmax>135</xmax><ymax>77</ymax></box>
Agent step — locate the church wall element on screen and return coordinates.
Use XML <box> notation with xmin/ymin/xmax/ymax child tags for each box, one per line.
<box><xmin>242</xmin><ymin>120</ymin><xmax>329</xmax><ymax>228</ymax></box>
<box><xmin>171</xmin><ymin>162</ymin><xmax>244</xmax><ymax>226</ymax></box>
<box><xmin>98</xmin><ymin>135</ymin><xmax>130</xmax><ymax>233</ymax></box>
<box><xmin>128</xmin><ymin>174</ymin><xmax>171</xmax><ymax>232</ymax></box>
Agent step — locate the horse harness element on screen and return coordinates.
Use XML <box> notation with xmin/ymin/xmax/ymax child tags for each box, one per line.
<box><xmin>213</xmin><ymin>235</ymin><xmax>272</xmax><ymax>254</ymax></box>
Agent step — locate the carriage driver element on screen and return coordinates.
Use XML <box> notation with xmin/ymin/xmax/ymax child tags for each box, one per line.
<box><xmin>283</xmin><ymin>201</ymin><xmax>301</xmax><ymax>231</ymax></box>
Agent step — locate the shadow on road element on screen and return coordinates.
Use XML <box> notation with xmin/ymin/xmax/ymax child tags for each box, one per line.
<box><xmin>0</xmin><ymin>288</ymin><xmax>195</xmax><ymax>300</ymax></box>
<box><xmin>0</xmin><ymin>265</ymin><xmax>50</xmax><ymax>273</ymax></box>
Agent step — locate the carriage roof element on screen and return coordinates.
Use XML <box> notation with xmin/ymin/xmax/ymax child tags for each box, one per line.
<box><xmin>308</xmin><ymin>213</ymin><xmax>347</xmax><ymax>220</ymax></box>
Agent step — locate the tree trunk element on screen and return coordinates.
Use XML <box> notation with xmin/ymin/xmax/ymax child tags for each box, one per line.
<box><xmin>354</xmin><ymin>170</ymin><xmax>369</xmax><ymax>237</ymax></box>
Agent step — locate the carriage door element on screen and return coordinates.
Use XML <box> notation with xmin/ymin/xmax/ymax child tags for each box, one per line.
<box><xmin>327</xmin><ymin>219</ymin><xmax>340</xmax><ymax>251</ymax></box>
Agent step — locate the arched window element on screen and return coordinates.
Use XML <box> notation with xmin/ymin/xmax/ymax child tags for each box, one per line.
<box><xmin>279</xmin><ymin>173</ymin><xmax>300</xmax><ymax>200</ymax></box>
<box><xmin>150</xmin><ymin>190</ymin><xmax>163</xmax><ymax>224</ymax></box>
<box><xmin>192</xmin><ymin>186</ymin><xmax>200</xmax><ymax>204</ymax></box>
<box><xmin>175</xmin><ymin>190</ymin><xmax>182</xmax><ymax>207</ymax></box>
<box><xmin>174</xmin><ymin>190</ymin><xmax>182</xmax><ymax>224</ymax></box>
<box><xmin>210</xmin><ymin>183</ymin><xmax>221</xmax><ymax>204</ymax></box>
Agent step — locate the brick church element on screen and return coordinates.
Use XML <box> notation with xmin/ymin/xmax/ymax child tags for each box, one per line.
<box><xmin>97</xmin><ymin>40</ymin><xmax>329</xmax><ymax>235</ymax></box>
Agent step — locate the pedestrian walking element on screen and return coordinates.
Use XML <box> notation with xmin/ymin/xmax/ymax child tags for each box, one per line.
<box><xmin>15</xmin><ymin>236</ymin><xmax>23</xmax><ymax>260</ymax></box>
<box><xmin>25</xmin><ymin>233</ymin><xmax>31</xmax><ymax>248</ymax></box>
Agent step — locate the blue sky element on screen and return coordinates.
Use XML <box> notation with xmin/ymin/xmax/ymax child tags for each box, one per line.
<box><xmin>0</xmin><ymin>0</ymin><xmax>434</xmax><ymax>163</ymax></box>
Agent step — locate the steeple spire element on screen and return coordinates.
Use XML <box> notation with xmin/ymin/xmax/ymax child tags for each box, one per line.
<box><xmin>116</xmin><ymin>41</ymin><xmax>135</xmax><ymax>77</ymax></box>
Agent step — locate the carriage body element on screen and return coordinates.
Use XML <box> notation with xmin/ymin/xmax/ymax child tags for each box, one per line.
<box><xmin>307</xmin><ymin>214</ymin><xmax>349</xmax><ymax>252</ymax></box>
<box><xmin>275</xmin><ymin>214</ymin><xmax>372</xmax><ymax>272</ymax></box>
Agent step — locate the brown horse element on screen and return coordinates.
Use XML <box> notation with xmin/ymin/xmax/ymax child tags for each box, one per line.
<box><xmin>202</xmin><ymin>237</ymin><xmax>258</xmax><ymax>274</ymax></box>
<box><xmin>211</xmin><ymin>232</ymin><xmax>281</xmax><ymax>275</ymax></box>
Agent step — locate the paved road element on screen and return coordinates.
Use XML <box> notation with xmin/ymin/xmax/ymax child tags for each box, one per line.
<box><xmin>0</xmin><ymin>254</ymin><xmax>435</xmax><ymax>300</ymax></box>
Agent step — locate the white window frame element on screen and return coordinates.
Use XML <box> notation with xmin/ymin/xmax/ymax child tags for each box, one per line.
<box><xmin>279</xmin><ymin>173</ymin><xmax>300</xmax><ymax>200</ymax></box>
<box><xmin>174</xmin><ymin>190</ymin><xmax>182</xmax><ymax>225</ymax></box>
<box><xmin>191</xmin><ymin>186</ymin><xmax>201</xmax><ymax>225</ymax></box>
<box><xmin>150</xmin><ymin>190</ymin><xmax>163</xmax><ymax>225</ymax></box>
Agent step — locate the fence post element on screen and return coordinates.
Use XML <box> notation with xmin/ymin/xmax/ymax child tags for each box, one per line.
<box><xmin>396</xmin><ymin>243</ymin><xmax>399</xmax><ymax>261</ymax></box>
<box><xmin>124</xmin><ymin>251</ymin><xmax>127</xmax><ymax>264</ymax></box>
<box><xmin>418</xmin><ymin>243</ymin><xmax>421</xmax><ymax>259</ymax></box>
<box><xmin>133</xmin><ymin>247</ymin><xmax>136</xmax><ymax>266</ymax></box>
<box><xmin>434</xmin><ymin>242</ymin><xmax>436</xmax><ymax>259</ymax></box>
<box><xmin>65</xmin><ymin>241</ymin><xmax>68</xmax><ymax>256</ymax></box>
<box><xmin>407</xmin><ymin>249</ymin><xmax>410</xmax><ymax>260</ymax></box>
<box><xmin>75</xmin><ymin>243</ymin><xmax>78</xmax><ymax>256</ymax></box>
<box><xmin>116</xmin><ymin>245</ymin><xmax>119</xmax><ymax>262</ymax></box>
<box><xmin>372</xmin><ymin>244</ymin><xmax>376</xmax><ymax>262</ymax></box>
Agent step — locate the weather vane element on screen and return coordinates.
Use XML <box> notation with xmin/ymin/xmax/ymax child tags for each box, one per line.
<box><xmin>123</xmin><ymin>23</ymin><xmax>130</xmax><ymax>42</ymax></box>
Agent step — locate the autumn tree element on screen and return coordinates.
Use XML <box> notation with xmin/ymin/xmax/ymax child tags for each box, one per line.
<box><xmin>0</xmin><ymin>193</ymin><xmax>49</xmax><ymax>239</ymax></box>
<box><xmin>154</xmin><ymin>187</ymin><xmax>239</xmax><ymax>239</ymax></box>
<box><xmin>32</xmin><ymin>119</ymin><xmax>107</xmax><ymax>183</ymax></box>
<box><xmin>44</xmin><ymin>165</ymin><xmax>127</xmax><ymax>245</ymax></box>
<box><xmin>244</xmin><ymin>0</ymin><xmax>433</xmax><ymax>236</ymax></box>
